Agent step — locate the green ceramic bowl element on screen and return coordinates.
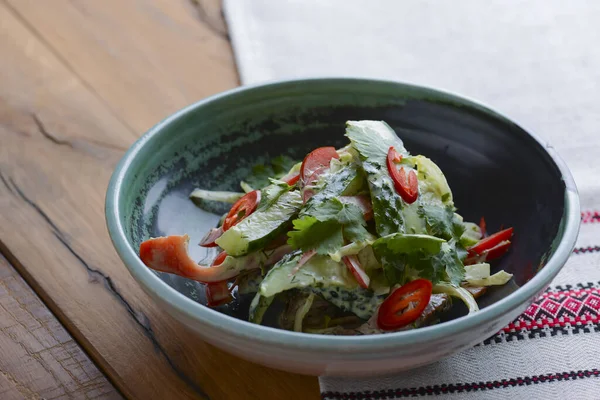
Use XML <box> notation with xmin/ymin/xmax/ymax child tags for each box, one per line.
<box><xmin>106</xmin><ymin>78</ymin><xmax>579</xmax><ymax>376</ymax></box>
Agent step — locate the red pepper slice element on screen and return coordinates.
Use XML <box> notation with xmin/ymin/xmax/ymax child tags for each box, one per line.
<box><xmin>387</xmin><ymin>146</ymin><xmax>418</xmax><ymax>204</ymax></box>
<box><xmin>206</xmin><ymin>251</ymin><xmax>233</xmax><ymax>307</ymax></box>
<box><xmin>205</xmin><ymin>281</ymin><xmax>232</xmax><ymax>307</ymax></box>
<box><xmin>483</xmin><ymin>240</ymin><xmax>511</xmax><ymax>260</ymax></box>
<box><xmin>300</xmin><ymin>147</ymin><xmax>339</xmax><ymax>182</ymax></box>
<box><xmin>199</xmin><ymin>226</ymin><xmax>224</xmax><ymax>248</ymax></box>
<box><xmin>302</xmin><ymin>166</ymin><xmax>327</xmax><ymax>203</ymax></box>
<box><xmin>377</xmin><ymin>279</ymin><xmax>432</xmax><ymax>331</ymax></box>
<box><xmin>211</xmin><ymin>250</ymin><xmax>228</xmax><ymax>266</ymax></box>
<box><xmin>139</xmin><ymin>235</ymin><xmax>227</xmax><ymax>282</ymax></box>
<box><xmin>465</xmin><ymin>227</ymin><xmax>513</xmax><ymax>265</ymax></box>
<box><xmin>479</xmin><ymin>216</ymin><xmax>488</xmax><ymax>238</ymax></box>
<box><xmin>284</xmin><ymin>173</ymin><xmax>300</xmax><ymax>186</ymax></box>
<box><xmin>464</xmin><ymin>240</ymin><xmax>512</xmax><ymax>265</ymax></box>
<box><xmin>342</xmin><ymin>255</ymin><xmax>370</xmax><ymax>289</ymax></box>
<box><xmin>139</xmin><ymin>235</ymin><xmax>290</xmax><ymax>283</ymax></box>
<box><xmin>222</xmin><ymin>190</ymin><xmax>261</xmax><ymax>231</ymax></box>
<box><xmin>468</xmin><ymin>227</ymin><xmax>513</xmax><ymax>256</ymax></box>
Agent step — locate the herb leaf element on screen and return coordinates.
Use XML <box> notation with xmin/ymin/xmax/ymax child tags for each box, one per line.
<box><xmin>418</xmin><ymin>204</ymin><xmax>465</xmax><ymax>240</ymax></box>
<box><xmin>245</xmin><ymin>155</ymin><xmax>297</xmax><ymax>189</ymax></box>
<box><xmin>345</xmin><ymin>120</ymin><xmax>407</xmax><ymax>165</ymax></box>
<box><xmin>345</xmin><ymin>120</ymin><xmax>408</xmax><ymax>236</ymax></box>
<box><xmin>288</xmin><ymin>198</ymin><xmax>368</xmax><ymax>255</ymax></box>
<box><xmin>372</xmin><ymin>233</ymin><xmax>445</xmax><ymax>286</ymax></box>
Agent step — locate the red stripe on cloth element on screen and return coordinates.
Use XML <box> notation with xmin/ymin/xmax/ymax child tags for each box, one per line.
<box><xmin>581</xmin><ymin>210</ymin><xmax>600</xmax><ymax>224</ymax></box>
<box><xmin>573</xmin><ymin>246</ymin><xmax>600</xmax><ymax>255</ymax></box>
<box><xmin>321</xmin><ymin>369</ymin><xmax>600</xmax><ymax>399</ymax></box>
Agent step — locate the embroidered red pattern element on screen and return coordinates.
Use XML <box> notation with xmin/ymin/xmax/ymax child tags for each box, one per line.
<box><xmin>502</xmin><ymin>287</ymin><xmax>600</xmax><ymax>334</ymax></box>
<box><xmin>581</xmin><ymin>210</ymin><xmax>600</xmax><ymax>223</ymax></box>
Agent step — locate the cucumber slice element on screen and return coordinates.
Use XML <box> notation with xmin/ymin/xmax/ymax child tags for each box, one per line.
<box><xmin>216</xmin><ymin>190</ymin><xmax>302</xmax><ymax>256</ymax></box>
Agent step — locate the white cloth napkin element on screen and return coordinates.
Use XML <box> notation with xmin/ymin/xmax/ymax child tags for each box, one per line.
<box><xmin>224</xmin><ymin>1</ymin><xmax>600</xmax><ymax>398</ymax></box>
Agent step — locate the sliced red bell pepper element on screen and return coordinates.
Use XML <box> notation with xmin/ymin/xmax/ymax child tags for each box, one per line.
<box><xmin>377</xmin><ymin>279</ymin><xmax>432</xmax><ymax>330</ymax></box>
<box><xmin>205</xmin><ymin>281</ymin><xmax>232</xmax><ymax>307</ymax></box>
<box><xmin>222</xmin><ymin>190</ymin><xmax>261</xmax><ymax>231</ymax></box>
<box><xmin>211</xmin><ymin>250</ymin><xmax>228</xmax><ymax>266</ymax></box>
<box><xmin>199</xmin><ymin>226</ymin><xmax>224</xmax><ymax>248</ymax></box>
<box><xmin>283</xmin><ymin>173</ymin><xmax>300</xmax><ymax>186</ymax></box>
<box><xmin>302</xmin><ymin>166</ymin><xmax>327</xmax><ymax>203</ymax></box>
<box><xmin>465</xmin><ymin>240</ymin><xmax>512</xmax><ymax>264</ymax></box>
<box><xmin>387</xmin><ymin>146</ymin><xmax>418</xmax><ymax>204</ymax></box>
<box><xmin>468</xmin><ymin>227</ymin><xmax>513</xmax><ymax>256</ymax></box>
<box><xmin>140</xmin><ymin>235</ymin><xmax>227</xmax><ymax>282</ymax></box>
<box><xmin>465</xmin><ymin>227</ymin><xmax>514</xmax><ymax>265</ymax></box>
<box><xmin>139</xmin><ymin>235</ymin><xmax>292</xmax><ymax>283</ymax></box>
<box><xmin>479</xmin><ymin>216</ymin><xmax>488</xmax><ymax>238</ymax></box>
<box><xmin>205</xmin><ymin>250</ymin><xmax>233</xmax><ymax>307</ymax></box>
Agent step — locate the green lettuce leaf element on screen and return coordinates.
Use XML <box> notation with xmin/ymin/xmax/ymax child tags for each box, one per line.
<box><xmin>465</xmin><ymin>263</ymin><xmax>513</xmax><ymax>286</ymax></box>
<box><xmin>345</xmin><ymin>120</ymin><xmax>409</xmax><ymax>236</ymax></box>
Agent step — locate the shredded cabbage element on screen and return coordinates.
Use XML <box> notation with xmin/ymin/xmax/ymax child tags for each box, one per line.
<box><xmin>328</xmin><ymin>237</ymin><xmax>376</xmax><ymax>262</ymax></box>
<box><xmin>189</xmin><ymin>188</ymin><xmax>243</xmax><ymax>204</ymax></box>
<box><xmin>433</xmin><ymin>283</ymin><xmax>479</xmax><ymax>314</ymax></box>
<box><xmin>411</xmin><ymin>155</ymin><xmax>453</xmax><ymax>205</ymax></box>
<box><xmin>248</xmin><ymin>293</ymin><xmax>274</xmax><ymax>324</ymax></box>
<box><xmin>461</xmin><ymin>222</ymin><xmax>483</xmax><ymax>246</ymax></box>
<box><xmin>465</xmin><ymin>263</ymin><xmax>513</xmax><ymax>286</ymax></box>
<box><xmin>294</xmin><ymin>294</ymin><xmax>315</xmax><ymax>332</ymax></box>
<box><xmin>240</xmin><ymin>181</ymin><xmax>254</xmax><ymax>193</ymax></box>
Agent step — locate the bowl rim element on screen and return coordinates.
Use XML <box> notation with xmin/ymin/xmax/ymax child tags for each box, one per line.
<box><xmin>106</xmin><ymin>77</ymin><xmax>580</xmax><ymax>352</ymax></box>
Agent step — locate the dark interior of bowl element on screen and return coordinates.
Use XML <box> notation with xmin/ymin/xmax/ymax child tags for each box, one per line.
<box><xmin>124</xmin><ymin>80</ymin><xmax>566</xmax><ymax>324</ymax></box>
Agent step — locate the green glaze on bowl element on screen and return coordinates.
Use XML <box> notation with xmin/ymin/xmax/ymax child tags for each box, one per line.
<box><xmin>106</xmin><ymin>78</ymin><xmax>580</xmax><ymax>376</ymax></box>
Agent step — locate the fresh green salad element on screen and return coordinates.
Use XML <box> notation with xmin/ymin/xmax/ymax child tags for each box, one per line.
<box><xmin>139</xmin><ymin>121</ymin><xmax>514</xmax><ymax>335</ymax></box>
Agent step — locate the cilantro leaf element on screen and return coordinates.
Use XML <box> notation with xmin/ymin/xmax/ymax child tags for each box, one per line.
<box><xmin>258</xmin><ymin>180</ymin><xmax>291</xmax><ymax>211</ymax></box>
<box><xmin>310</xmin><ymin>197</ymin><xmax>364</xmax><ymax>224</ymax></box>
<box><xmin>406</xmin><ymin>250</ymin><xmax>447</xmax><ymax>283</ymax></box>
<box><xmin>437</xmin><ymin>241</ymin><xmax>466</xmax><ymax>285</ymax></box>
<box><xmin>287</xmin><ymin>217</ymin><xmax>344</xmax><ymax>255</ymax></box>
<box><xmin>370</xmin><ymin>233</ymin><xmax>464</xmax><ymax>285</ymax></box>
<box><xmin>376</xmin><ymin>247</ymin><xmax>407</xmax><ymax>286</ymax></box>
<box><xmin>288</xmin><ymin>198</ymin><xmax>368</xmax><ymax>255</ymax></box>
<box><xmin>345</xmin><ymin>121</ymin><xmax>409</xmax><ymax>236</ymax></box>
<box><xmin>405</xmin><ymin>241</ymin><xmax>465</xmax><ymax>285</ymax></box>
<box><xmin>245</xmin><ymin>155</ymin><xmax>297</xmax><ymax>189</ymax></box>
<box><xmin>373</xmin><ymin>233</ymin><xmax>446</xmax><ymax>255</ymax></box>
<box><xmin>301</xmin><ymin>164</ymin><xmax>363</xmax><ymax>215</ymax></box>
<box><xmin>345</xmin><ymin>120</ymin><xmax>407</xmax><ymax>165</ymax></box>
<box><xmin>372</xmin><ymin>233</ymin><xmax>445</xmax><ymax>286</ymax></box>
<box><xmin>343</xmin><ymin>222</ymin><xmax>370</xmax><ymax>243</ymax></box>
<box><xmin>418</xmin><ymin>204</ymin><xmax>465</xmax><ymax>240</ymax></box>
<box><xmin>366</xmin><ymin>167</ymin><xmax>407</xmax><ymax>236</ymax></box>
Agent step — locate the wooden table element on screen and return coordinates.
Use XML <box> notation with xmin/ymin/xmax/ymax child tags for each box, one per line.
<box><xmin>0</xmin><ymin>1</ymin><xmax>320</xmax><ymax>398</ymax></box>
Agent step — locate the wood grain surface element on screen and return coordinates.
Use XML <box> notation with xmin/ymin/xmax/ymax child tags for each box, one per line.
<box><xmin>0</xmin><ymin>253</ymin><xmax>122</xmax><ymax>400</ymax></box>
<box><xmin>0</xmin><ymin>0</ymin><xmax>320</xmax><ymax>399</ymax></box>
